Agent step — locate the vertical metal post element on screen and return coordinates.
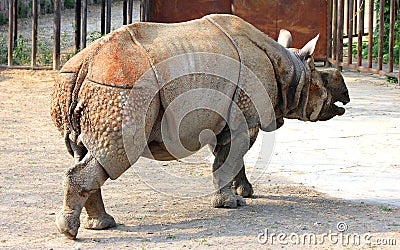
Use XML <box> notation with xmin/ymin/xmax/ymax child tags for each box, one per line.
<box><xmin>106</xmin><ymin>0</ymin><xmax>111</xmax><ymax>33</ymax></box>
<box><xmin>353</xmin><ymin>0</ymin><xmax>357</xmax><ymax>36</ymax></box>
<box><xmin>336</xmin><ymin>0</ymin><xmax>344</xmax><ymax>70</ymax></box>
<box><xmin>367</xmin><ymin>0</ymin><xmax>373</xmax><ymax>68</ymax></box>
<box><xmin>333</xmin><ymin>0</ymin><xmax>338</xmax><ymax>60</ymax></box>
<box><xmin>327</xmin><ymin>0</ymin><xmax>333</xmax><ymax>63</ymax></box>
<box><xmin>387</xmin><ymin>0</ymin><xmax>395</xmax><ymax>72</ymax></box>
<box><xmin>82</xmin><ymin>0</ymin><xmax>87</xmax><ymax>48</ymax></box>
<box><xmin>75</xmin><ymin>0</ymin><xmax>82</xmax><ymax>53</ymax></box>
<box><xmin>8</xmin><ymin>0</ymin><xmax>14</xmax><ymax>66</ymax></box>
<box><xmin>377</xmin><ymin>0</ymin><xmax>385</xmax><ymax>70</ymax></box>
<box><xmin>12</xmin><ymin>0</ymin><xmax>17</xmax><ymax>47</ymax></box>
<box><xmin>347</xmin><ymin>0</ymin><xmax>353</xmax><ymax>65</ymax></box>
<box><xmin>357</xmin><ymin>0</ymin><xmax>364</xmax><ymax>67</ymax></box>
<box><xmin>32</xmin><ymin>0</ymin><xmax>38</xmax><ymax>67</ymax></box>
<box><xmin>53</xmin><ymin>0</ymin><xmax>61</xmax><ymax>70</ymax></box>
<box><xmin>141</xmin><ymin>0</ymin><xmax>149</xmax><ymax>22</ymax></box>
<box><xmin>101</xmin><ymin>0</ymin><xmax>105</xmax><ymax>34</ymax></box>
<box><xmin>123</xmin><ymin>0</ymin><xmax>127</xmax><ymax>25</ymax></box>
<box><xmin>128</xmin><ymin>0</ymin><xmax>133</xmax><ymax>23</ymax></box>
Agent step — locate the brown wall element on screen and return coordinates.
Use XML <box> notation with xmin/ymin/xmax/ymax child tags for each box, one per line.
<box><xmin>232</xmin><ymin>0</ymin><xmax>327</xmax><ymax>60</ymax></box>
<box><xmin>148</xmin><ymin>0</ymin><xmax>327</xmax><ymax>60</ymax></box>
<box><xmin>149</xmin><ymin>0</ymin><xmax>231</xmax><ymax>23</ymax></box>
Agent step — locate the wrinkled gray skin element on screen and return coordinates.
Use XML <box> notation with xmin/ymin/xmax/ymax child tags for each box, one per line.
<box><xmin>52</xmin><ymin>19</ymin><xmax>350</xmax><ymax>239</ymax></box>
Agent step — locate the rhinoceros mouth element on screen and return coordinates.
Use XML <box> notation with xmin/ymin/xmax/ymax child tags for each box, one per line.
<box><xmin>318</xmin><ymin>99</ymin><xmax>347</xmax><ymax>121</ymax></box>
<box><xmin>333</xmin><ymin>101</ymin><xmax>346</xmax><ymax>116</ymax></box>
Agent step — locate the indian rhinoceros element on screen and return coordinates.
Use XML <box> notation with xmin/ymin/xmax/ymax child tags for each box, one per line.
<box><xmin>50</xmin><ymin>14</ymin><xmax>350</xmax><ymax>239</ymax></box>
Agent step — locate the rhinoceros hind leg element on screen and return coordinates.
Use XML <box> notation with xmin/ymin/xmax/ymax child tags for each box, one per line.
<box><xmin>56</xmin><ymin>155</ymin><xmax>109</xmax><ymax>239</ymax></box>
<box><xmin>232</xmin><ymin>165</ymin><xmax>254</xmax><ymax>197</ymax></box>
<box><xmin>211</xmin><ymin>130</ymin><xmax>249</xmax><ymax>208</ymax></box>
<box><xmin>83</xmin><ymin>189</ymin><xmax>116</xmax><ymax>230</ymax></box>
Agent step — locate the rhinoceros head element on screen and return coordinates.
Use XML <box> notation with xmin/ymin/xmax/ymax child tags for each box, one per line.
<box><xmin>278</xmin><ymin>30</ymin><xmax>350</xmax><ymax>122</ymax></box>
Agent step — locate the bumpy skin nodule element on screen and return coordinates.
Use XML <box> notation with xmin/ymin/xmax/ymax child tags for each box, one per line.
<box><xmin>51</xmin><ymin>14</ymin><xmax>350</xmax><ymax>239</ymax></box>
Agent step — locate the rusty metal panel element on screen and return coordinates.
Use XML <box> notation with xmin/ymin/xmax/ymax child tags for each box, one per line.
<box><xmin>231</xmin><ymin>0</ymin><xmax>279</xmax><ymax>38</ymax></box>
<box><xmin>149</xmin><ymin>0</ymin><xmax>231</xmax><ymax>23</ymax></box>
<box><xmin>232</xmin><ymin>0</ymin><xmax>327</xmax><ymax>60</ymax></box>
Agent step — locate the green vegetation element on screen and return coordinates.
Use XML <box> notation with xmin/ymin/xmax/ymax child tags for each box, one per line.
<box><xmin>0</xmin><ymin>34</ymin><xmax>53</xmax><ymax>66</ymax></box>
<box><xmin>349</xmin><ymin>0</ymin><xmax>399</xmax><ymax>65</ymax></box>
<box><xmin>12</xmin><ymin>35</ymin><xmax>31</xmax><ymax>65</ymax></box>
<box><xmin>373</xmin><ymin>0</ymin><xmax>399</xmax><ymax>64</ymax></box>
<box><xmin>0</xmin><ymin>12</ymin><xmax>7</xmax><ymax>25</ymax></box>
<box><xmin>87</xmin><ymin>31</ymin><xmax>103</xmax><ymax>43</ymax></box>
<box><xmin>378</xmin><ymin>205</ymin><xmax>392</xmax><ymax>212</ymax></box>
<box><xmin>0</xmin><ymin>36</ymin><xmax>7</xmax><ymax>64</ymax></box>
<box><xmin>64</xmin><ymin>0</ymin><xmax>75</xmax><ymax>9</ymax></box>
<box><xmin>347</xmin><ymin>0</ymin><xmax>399</xmax><ymax>83</ymax></box>
<box><xmin>165</xmin><ymin>234</ymin><xmax>176</xmax><ymax>239</ymax></box>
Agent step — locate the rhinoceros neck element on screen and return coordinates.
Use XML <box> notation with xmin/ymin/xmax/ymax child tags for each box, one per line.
<box><xmin>283</xmin><ymin>51</ymin><xmax>311</xmax><ymax>115</ymax></box>
<box><xmin>249</xmin><ymin>37</ymin><xmax>311</xmax><ymax>121</ymax></box>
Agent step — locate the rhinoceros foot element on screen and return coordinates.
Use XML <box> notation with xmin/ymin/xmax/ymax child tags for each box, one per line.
<box><xmin>56</xmin><ymin>210</ymin><xmax>80</xmax><ymax>240</ymax></box>
<box><xmin>212</xmin><ymin>187</ymin><xmax>246</xmax><ymax>208</ymax></box>
<box><xmin>83</xmin><ymin>213</ymin><xmax>116</xmax><ymax>230</ymax></box>
<box><xmin>233</xmin><ymin>181</ymin><xmax>254</xmax><ymax>198</ymax></box>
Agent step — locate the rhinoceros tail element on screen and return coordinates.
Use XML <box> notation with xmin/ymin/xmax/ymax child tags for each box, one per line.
<box><xmin>50</xmin><ymin>41</ymin><xmax>100</xmax><ymax>156</ymax></box>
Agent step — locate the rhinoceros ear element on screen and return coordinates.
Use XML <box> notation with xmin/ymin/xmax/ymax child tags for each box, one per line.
<box><xmin>277</xmin><ymin>29</ymin><xmax>292</xmax><ymax>48</ymax></box>
<box><xmin>298</xmin><ymin>34</ymin><xmax>319</xmax><ymax>59</ymax></box>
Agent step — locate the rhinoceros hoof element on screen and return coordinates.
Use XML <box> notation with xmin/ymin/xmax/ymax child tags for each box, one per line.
<box><xmin>56</xmin><ymin>210</ymin><xmax>80</xmax><ymax>240</ymax></box>
<box><xmin>83</xmin><ymin>213</ymin><xmax>116</xmax><ymax>230</ymax></box>
<box><xmin>233</xmin><ymin>182</ymin><xmax>254</xmax><ymax>198</ymax></box>
<box><xmin>212</xmin><ymin>191</ymin><xmax>247</xmax><ymax>208</ymax></box>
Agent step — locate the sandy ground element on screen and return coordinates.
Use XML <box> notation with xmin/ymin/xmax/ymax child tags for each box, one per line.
<box><xmin>0</xmin><ymin>69</ymin><xmax>399</xmax><ymax>249</ymax></box>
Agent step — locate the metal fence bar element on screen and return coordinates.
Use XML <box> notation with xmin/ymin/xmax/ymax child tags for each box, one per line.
<box><xmin>329</xmin><ymin>0</ymin><xmax>399</xmax><ymax>81</ymax></box>
<box><xmin>367</xmin><ymin>0</ymin><xmax>373</xmax><ymax>68</ymax></box>
<box><xmin>82</xmin><ymin>0</ymin><xmax>88</xmax><ymax>48</ymax></box>
<box><xmin>333</xmin><ymin>0</ymin><xmax>338</xmax><ymax>60</ymax></box>
<box><xmin>377</xmin><ymin>0</ymin><xmax>385</xmax><ymax>70</ymax></box>
<box><xmin>8</xmin><ymin>0</ymin><xmax>14</xmax><ymax>66</ymax></box>
<box><xmin>356</xmin><ymin>0</ymin><xmax>364</xmax><ymax>67</ymax></box>
<box><xmin>123</xmin><ymin>0</ymin><xmax>127</xmax><ymax>25</ymax></box>
<box><xmin>75</xmin><ymin>0</ymin><xmax>82</xmax><ymax>52</ymax></box>
<box><xmin>12</xmin><ymin>0</ymin><xmax>17</xmax><ymax>47</ymax></box>
<box><xmin>353</xmin><ymin>0</ymin><xmax>357</xmax><ymax>36</ymax></box>
<box><xmin>106</xmin><ymin>0</ymin><xmax>111</xmax><ymax>33</ymax></box>
<box><xmin>31</xmin><ymin>0</ymin><xmax>38</xmax><ymax>67</ymax></box>
<box><xmin>327</xmin><ymin>0</ymin><xmax>333</xmax><ymax>62</ymax></box>
<box><xmin>128</xmin><ymin>0</ymin><xmax>133</xmax><ymax>23</ymax></box>
<box><xmin>53</xmin><ymin>0</ymin><xmax>61</xmax><ymax>70</ymax></box>
<box><xmin>336</xmin><ymin>0</ymin><xmax>345</xmax><ymax>70</ymax></box>
<box><xmin>101</xmin><ymin>0</ymin><xmax>106</xmax><ymax>34</ymax></box>
<box><xmin>347</xmin><ymin>0</ymin><xmax>354</xmax><ymax>65</ymax></box>
<box><xmin>388</xmin><ymin>0</ymin><xmax>395</xmax><ymax>72</ymax></box>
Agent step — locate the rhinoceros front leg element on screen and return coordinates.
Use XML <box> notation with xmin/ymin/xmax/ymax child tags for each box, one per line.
<box><xmin>231</xmin><ymin>130</ymin><xmax>258</xmax><ymax>197</ymax></box>
<box><xmin>56</xmin><ymin>155</ymin><xmax>109</xmax><ymax>239</ymax></box>
<box><xmin>83</xmin><ymin>189</ymin><xmax>116</xmax><ymax>230</ymax></box>
<box><xmin>211</xmin><ymin>130</ymin><xmax>250</xmax><ymax>208</ymax></box>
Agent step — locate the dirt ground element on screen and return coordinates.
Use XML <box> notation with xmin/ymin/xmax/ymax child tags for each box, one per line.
<box><xmin>0</xmin><ymin>69</ymin><xmax>399</xmax><ymax>249</ymax></box>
